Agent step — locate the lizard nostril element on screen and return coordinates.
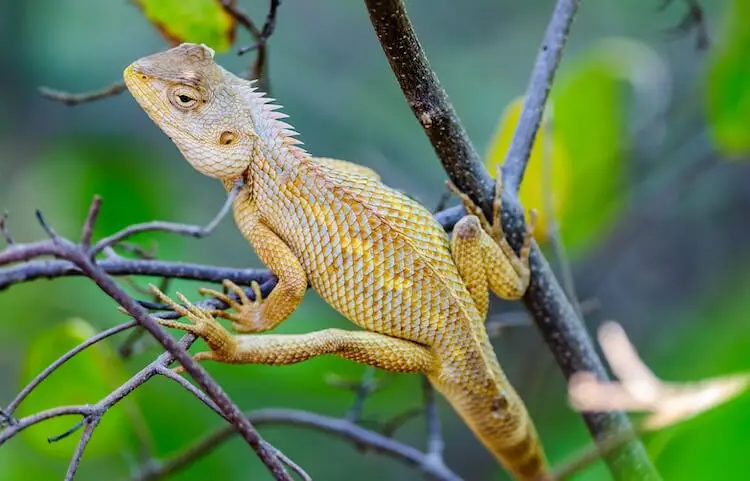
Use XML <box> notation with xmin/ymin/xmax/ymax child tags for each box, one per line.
<box><xmin>219</xmin><ymin>131</ymin><xmax>237</xmax><ymax>145</ymax></box>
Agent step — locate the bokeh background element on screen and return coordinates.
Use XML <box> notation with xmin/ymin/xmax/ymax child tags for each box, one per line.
<box><xmin>1</xmin><ymin>1</ymin><xmax>749</xmax><ymax>480</ymax></box>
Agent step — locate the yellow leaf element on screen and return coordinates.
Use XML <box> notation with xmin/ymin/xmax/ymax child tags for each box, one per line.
<box><xmin>484</xmin><ymin>96</ymin><xmax>571</xmax><ymax>240</ymax></box>
<box><xmin>134</xmin><ymin>0</ymin><xmax>236</xmax><ymax>53</ymax></box>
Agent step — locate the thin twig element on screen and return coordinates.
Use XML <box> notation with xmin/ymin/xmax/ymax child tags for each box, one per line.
<box><xmin>345</xmin><ymin>367</ymin><xmax>377</xmax><ymax>423</ymax></box>
<box><xmin>0</xmin><ymin>258</ymin><xmax>274</xmax><ymax>292</ymax></box>
<box><xmin>134</xmin><ymin>409</ymin><xmax>463</xmax><ymax>481</ymax></box>
<box><xmin>263</xmin><ymin>441</ymin><xmax>313</xmax><ymax>481</ymax></box>
<box><xmin>0</xmin><ymin>205</ymin><xmax>293</xmax><ymax>480</ymax></box>
<box><xmin>5</xmin><ymin>321</ymin><xmax>137</xmax><ymax>416</ymax></box>
<box><xmin>154</xmin><ymin>365</ymin><xmax>225</xmax><ymax>420</ymax></box>
<box><xmin>501</xmin><ymin>0</ymin><xmax>580</xmax><ymax>192</ymax></box>
<box><xmin>63</xmin><ymin>416</ymin><xmax>100</xmax><ymax>481</ymax></box>
<box><xmin>39</xmin><ymin>82</ymin><xmax>127</xmax><ymax>106</ymax></box>
<box><xmin>363</xmin><ymin>1</ymin><xmax>658</xmax><ymax>479</ymax></box>
<box><xmin>379</xmin><ymin>407</ymin><xmax>423</xmax><ymax>437</ymax></box>
<box><xmin>237</xmin><ymin>0</ymin><xmax>281</xmax><ymax>55</ymax></box>
<box><xmin>220</xmin><ymin>0</ymin><xmax>281</xmax><ymax>90</ymax></box>
<box><xmin>422</xmin><ymin>377</ymin><xmax>444</xmax><ymax>461</ymax></box>
<box><xmin>91</xmin><ymin>180</ymin><xmax>242</xmax><ymax>257</ymax></box>
<box><xmin>80</xmin><ymin>196</ymin><xmax>102</xmax><ymax>250</ymax></box>
<box><xmin>0</xmin><ymin>211</ymin><xmax>13</xmax><ymax>246</ymax></box>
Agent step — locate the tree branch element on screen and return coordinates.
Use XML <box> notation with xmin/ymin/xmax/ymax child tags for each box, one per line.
<box><xmin>501</xmin><ymin>0</ymin><xmax>580</xmax><ymax>191</ymax></box>
<box><xmin>0</xmin><ymin>203</ymin><xmax>294</xmax><ymax>481</ymax></box>
<box><xmin>134</xmin><ymin>408</ymin><xmax>463</xmax><ymax>481</ymax></box>
<box><xmin>39</xmin><ymin>82</ymin><xmax>127</xmax><ymax>106</ymax></box>
<box><xmin>363</xmin><ymin>0</ymin><xmax>659</xmax><ymax>479</ymax></box>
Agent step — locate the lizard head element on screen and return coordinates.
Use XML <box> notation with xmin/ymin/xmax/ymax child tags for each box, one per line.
<box><xmin>123</xmin><ymin>43</ymin><xmax>260</xmax><ymax>179</ymax></box>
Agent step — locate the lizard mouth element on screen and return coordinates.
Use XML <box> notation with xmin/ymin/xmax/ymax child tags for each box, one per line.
<box><xmin>123</xmin><ymin>65</ymin><xmax>173</xmax><ymax>125</ymax></box>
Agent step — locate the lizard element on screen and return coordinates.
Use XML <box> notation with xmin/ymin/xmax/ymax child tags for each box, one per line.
<box><xmin>123</xmin><ymin>43</ymin><xmax>549</xmax><ymax>480</ymax></box>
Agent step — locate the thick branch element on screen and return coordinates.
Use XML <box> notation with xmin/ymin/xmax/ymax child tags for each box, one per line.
<box><xmin>364</xmin><ymin>0</ymin><xmax>493</xmax><ymax>208</ymax></box>
<box><xmin>364</xmin><ymin>1</ymin><xmax>659</xmax><ymax>479</ymax></box>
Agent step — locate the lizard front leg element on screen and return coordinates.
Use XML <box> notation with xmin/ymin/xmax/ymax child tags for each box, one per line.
<box><xmin>202</xmin><ymin>219</ymin><xmax>308</xmax><ymax>333</ymax></box>
<box><xmin>150</xmin><ymin>285</ymin><xmax>435</xmax><ymax>372</ymax></box>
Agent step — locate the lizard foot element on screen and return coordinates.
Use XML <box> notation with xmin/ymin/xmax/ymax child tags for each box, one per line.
<box><xmin>446</xmin><ymin>166</ymin><xmax>537</xmax><ymax>267</ymax></box>
<box><xmin>199</xmin><ymin>279</ymin><xmax>268</xmax><ymax>333</ymax></box>
<box><xmin>148</xmin><ymin>284</ymin><xmax>238</xmax><ymax>369</ymax></box>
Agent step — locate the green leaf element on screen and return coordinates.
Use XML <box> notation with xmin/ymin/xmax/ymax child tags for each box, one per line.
<box><xmin>18</xmin><ymin>318</ymin><xmax>140</xmax><ymax>459</ymax></box>
<box><xmin>134</xmin><ymin>0</ymin><xmax>237</xmax><ymax>53</ymax></box>
<box><xmin>550</xmin><ymin>38</ymin><xmax>665</xmax><ymax>253</ymax></box>
<box><xmin>706</xmin><ymin>0</ymin><xmax>750</xmax><ymax>159</ymax></box>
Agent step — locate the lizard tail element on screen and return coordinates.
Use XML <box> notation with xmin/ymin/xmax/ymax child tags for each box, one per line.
<box><xmin>431</xmin><ymin>376</ymin><xmax>549</xmax><ymax>480</ymax></box>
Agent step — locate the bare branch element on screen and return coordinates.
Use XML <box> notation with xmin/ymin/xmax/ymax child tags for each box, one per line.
<box><xmin>220</xmin><ymin>0</ymin><xmax>281</xmax><ymax>91</ymax></box>
<box><xmin>155</xmin><ymin>365</ymin><xmax>225</xmax><ymax>419</ymax></box>
<box><xmin>422</xmin><ymin>377</ymin><xmax>444</xmax><ymax>462</ymax></box>
<box><xmin>63</xmin><ymin>416</ymin><xmax>100</xmax><ymax>481</ymax></box>
<box><xmin>80</xmin><ymin>196</ymin><xmax>103</xmax><ymax>250</ymax></box>
<box><xmin>0</xmin><ymin>258</ymin><xmax>274</xmax><ymax>292</ymax></box>
<box><xmin>0</xmin><ymin>205</ymin><xmax>293</xmax><ymax>480</ymax></box>
<box><xmin>39</xmin><ymin>82</ymin><xmax>127</xmax><ymax>106</ymax></box>
<box><xmin>363</xmin><ymin>0</ymin><xmax>658</xmax><ymax>478</ymax></box>
<box><xmin>134</xmin><ymin>409</ymin><xmax>463</xmax><ymax>481</ymax></box>
<box><xmin>5</xmin><ymin>321</ymin><xmax>137</xmax><ymax>416</ymax></box>
<box><xmin>91</xmin><ymin>180</ymin><xmax>242</xmax><ymax>257</ymax></box>
<box><xmin>263</xmin><ymin>441</ymin><xmax>313</xmax><ymax>481</ymax></box>
<box><xmin>0</xmin><ymin>211</ymin><xmax>13</xmax><ymax>246</ymax></box>
<box><xmin>344</xmin><ymin>367</ymin><xmax>378</xmax><ymax>423</ymax></box>
<box><xmin>501</xmin><ymin>0</ymin><xmax>580</xmax><ymax>191</ymax></box>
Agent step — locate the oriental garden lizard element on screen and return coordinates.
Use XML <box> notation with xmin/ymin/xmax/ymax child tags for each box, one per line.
<box><xmin>124</xmin><ymin>43</ymin><xmax>549</xmax><ymax>480</ymax></box>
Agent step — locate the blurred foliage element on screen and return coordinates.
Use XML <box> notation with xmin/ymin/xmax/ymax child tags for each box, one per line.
<box><xmin>18</xmin><ymin>318</ymin><xmax>139</xmax><ymax>458</ymax></box>
<box><xmin>706</xmin><ymin>0</ymin><xmax>750</xmax><ymax>158</ymax></box>
<box><xmin>1</xmin><ymin>1</ymin><xmax>749</xmax><ymax>481</ymax></box>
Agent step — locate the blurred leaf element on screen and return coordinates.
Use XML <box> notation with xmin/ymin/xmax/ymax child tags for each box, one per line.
<box><xmin>646</xmin><ymin>269</ymin><xmax>750</xmax><ymax>479</ymax></box>
<box><xmin>18</xmin><ymin>318</ymin><xmax>139</xmax><ymax>459</ymax></box>
<box><xmin>550</xmin><ymin>38</ymin><xmax>667</xmax><ymax>253</ymax></box>
<box><xmin>484</xmin><ymin>96</ymin><xmax>571</xmax><ymax>241</ymax></box>
<box><xmin>134</xmin><ymin>0</ymin><xmax>237</xmax><ymax>53</ymax></box>
<box><xmin>706</xmin><ymin>0</ymin><xmax>750</xmax><ymax>159</ymax></box>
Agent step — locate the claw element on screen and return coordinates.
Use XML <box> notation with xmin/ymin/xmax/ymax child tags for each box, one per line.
<box><xmin>445</xmin><ymin>180</ymin><xmax>493</xmax><ymax>235</ymax></box>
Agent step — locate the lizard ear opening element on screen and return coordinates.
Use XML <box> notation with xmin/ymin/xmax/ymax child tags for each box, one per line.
<box><xmin>219</xmin><ymin>131</ymin><xmax>237</xmax><ymax>145</ymax></box>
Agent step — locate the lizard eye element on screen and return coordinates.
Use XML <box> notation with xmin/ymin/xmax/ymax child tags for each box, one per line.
<box><xmin>169</xmin><ymin>86</ymin><xmax>200</xmax><ymax>110</ymax></box>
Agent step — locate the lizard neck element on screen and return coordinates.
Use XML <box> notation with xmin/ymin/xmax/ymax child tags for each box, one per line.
<box><xmin>224</xmin><ymin>71</ymin><xmax>309</xmax><ymax>190</ymax></box>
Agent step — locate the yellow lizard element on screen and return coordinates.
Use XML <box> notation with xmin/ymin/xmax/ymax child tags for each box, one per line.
<box><xmin>123</xmin><ymin>43</ymin><xmax>549</xmax><ymax>480</ymax></box>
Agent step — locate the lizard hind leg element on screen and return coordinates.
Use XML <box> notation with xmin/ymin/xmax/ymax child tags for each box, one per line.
<box><xmin>149</xmin><ymin>283</ymin><xmax>436</xmax><ymax>372</ymax></box>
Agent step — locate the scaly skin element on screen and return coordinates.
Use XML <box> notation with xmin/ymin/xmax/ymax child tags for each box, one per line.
<box><xmin>123</xmin><ymin>43</ymin><xmax>549</xmax><ymax>480</ymax></box>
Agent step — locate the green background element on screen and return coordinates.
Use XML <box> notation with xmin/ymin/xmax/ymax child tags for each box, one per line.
<box><xmin>1</xmin><ymin>1</ymin><xmax>748</xmax><ymax>480</ymax></box>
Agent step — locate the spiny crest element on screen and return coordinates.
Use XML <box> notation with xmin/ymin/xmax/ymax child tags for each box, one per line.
<box><xmin>231</xmin><ymin>74</ymin><xmax>307</xmax><ymax>154</ymax></box>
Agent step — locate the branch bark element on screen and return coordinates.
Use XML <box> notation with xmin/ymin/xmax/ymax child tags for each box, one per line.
<box><xmin>363</xmin><ymin>0</ymin><xmax>660</xmax><ymax>479</ymax></box>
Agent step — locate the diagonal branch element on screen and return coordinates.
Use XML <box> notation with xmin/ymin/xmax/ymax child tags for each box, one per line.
<box><xmin>501</xmin><ymin>0</ymin><xmax>580</xmax><ymax>192</ymax></box>
<box><xmin>363</xmin><ymin>0</ymin><xmax>660</xmax><ymax>479</ymax></box>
